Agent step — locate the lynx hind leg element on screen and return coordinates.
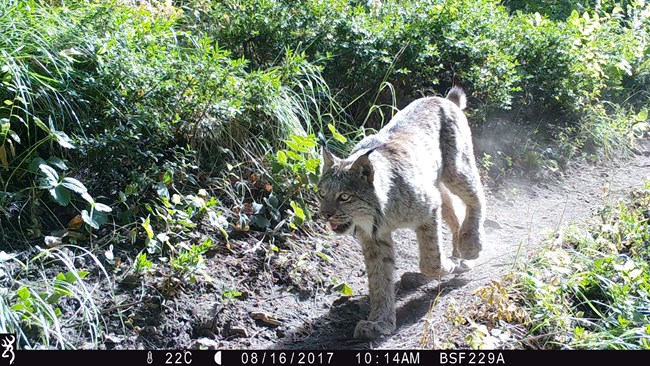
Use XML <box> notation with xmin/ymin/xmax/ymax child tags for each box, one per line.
<box><xmin>441</xmin><ymin>160</ymin><xmax>486</xmax><ymax>260</ymax></box>
<box><xmin>353</xmin><ymin>232</ymin><xmax>396</xmax><ymax>339</ymax></box>
<box><xmin>440</xmin><ymin>183</ymin><xmax>464</xmax><ymax>258</ymax></box>
<box><xmin>415</xmin><ymin>212</ymin><xmax>456</xmax><ymax>279</ymax></box>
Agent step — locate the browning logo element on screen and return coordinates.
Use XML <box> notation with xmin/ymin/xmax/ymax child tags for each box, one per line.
<box><xmin>0</xmin><ymin>334</ymin><xmax>15</xmax><ymax>365</ymax></box>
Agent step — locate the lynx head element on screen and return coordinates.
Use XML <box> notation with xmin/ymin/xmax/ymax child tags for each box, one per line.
<box><xmin>316</xmin><ymin>147</ymin><xmax>380</xmax><ymax>235</ymax></box>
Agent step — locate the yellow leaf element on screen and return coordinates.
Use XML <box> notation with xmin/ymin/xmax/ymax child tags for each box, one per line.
<box><xmin>8</xmin><ymin>139</ymin><xmax>15</xmax><ymax>158</ymax></box>
<box><xmin>0</xmin><ymin>144</ymin><xmax>8</xmax><ymax>170</ymax></box>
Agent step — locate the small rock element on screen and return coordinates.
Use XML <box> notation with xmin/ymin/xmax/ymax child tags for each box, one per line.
<box><xmin>399</xmin><ymin>272</ymin><xmax>429</xmax><ymax>290</ymax></box>
<box><xmin>484</xmin><ymin>218</ymin><xmax>503</xmax><ymax>230</ymax></box>
<box><xmin>104</xmin><ymin>335</ymin><xmax>124</xmax><ymax>344</ymax></box>
<box><xmin>79</xmin><ymin>342</ymin><xmax>98</xmax><ymax>350</ymax></box>
<box><xmin>44</xmin><ymin>235</ymin><xmax>62</xmax><ymax>248</ymax></box>
<box><xmin>120</xmin><ymin>274</ymin><xmax>141</xmax><ymax>287</ymax></box>
<box><xmin>190</xmin><ymin>338</ymin><xmax>219</xmax><ymax>350</ymax></box>
<box><xmin>251</xmin><ymin>311</ymin><xmax>282</xmax><ymax>326</ymax></box>
<box><xmin>230</xmin><ymin>325</ymin><xmax>248</xmax><ymax>337</ymax></box>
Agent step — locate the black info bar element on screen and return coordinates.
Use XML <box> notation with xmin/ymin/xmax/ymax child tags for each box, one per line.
<box><xmin>1</xmin><ymin>349</ymin><xmax>644</xmax><ymax>366</ymax></box>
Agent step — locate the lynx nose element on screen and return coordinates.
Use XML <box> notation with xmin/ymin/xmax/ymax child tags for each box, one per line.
<box><xmin>320</xmin><ymin>210</ymin><xmax>333</xmax><ymax>220</ymax></box>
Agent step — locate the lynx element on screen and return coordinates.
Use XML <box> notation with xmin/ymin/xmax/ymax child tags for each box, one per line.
<box><xmin>316</xmin><ymin>86</ymin><xmax>486</xmax><ymax>339</ymax></box>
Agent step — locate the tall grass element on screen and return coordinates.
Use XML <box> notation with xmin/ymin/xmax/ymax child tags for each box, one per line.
<box><xmin>1</xmin><ymin>245</ymin><xmax>110</xmax><ymax>349</ymax></box>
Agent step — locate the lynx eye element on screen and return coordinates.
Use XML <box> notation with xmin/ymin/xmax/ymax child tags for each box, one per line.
<box><xmin>338</xmin><ymin>193</ymin><xmax>351</xmax><ymax>202</ymax></box>
<box><xmin>317</xmin><ymin>190</ymin><xmax>326</xmax><ymax>198</ymax></box>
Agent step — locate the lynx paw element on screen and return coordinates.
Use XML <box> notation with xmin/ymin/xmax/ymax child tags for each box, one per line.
<box><xmin>419</xmin><ymin>257</ymin><xmax>455</xmax><ymax>279</ymax></box>
<box><xmin>449</xmin><ymin>257</ymin><xmax>475</xmax><ymax>274</ymax></box>
<box><xmin>353</xmin><ymin>320</ymin><xmax>395</xmax><ymax>340</ymax></box>
<box><xmin>458</xmin><ymin>228</ymin><xmax>484</xmax><ymax>260</ymax></box>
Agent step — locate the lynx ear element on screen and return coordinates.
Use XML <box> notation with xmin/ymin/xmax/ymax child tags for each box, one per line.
<box><xmin>321</xmin><ymin>147</ymin><xmax>339</xmax><ymax>174</ymax></box>
<box><xmin>350</xmin><ymin>149</ymin><xmax>374</xmax><ymax>184</ymax></box>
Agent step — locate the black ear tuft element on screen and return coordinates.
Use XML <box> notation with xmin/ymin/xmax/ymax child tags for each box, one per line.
<box><xmin>317</xmin><ymin>132</ymin><xmax>328</xmax><ymax>148</ymax></box>
<box><xmin>321</xmin><ymin>145</ymin><xmax>338</xmax><ymax>174</ymax></box>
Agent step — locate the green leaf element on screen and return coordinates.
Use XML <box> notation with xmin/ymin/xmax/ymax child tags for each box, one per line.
<box><xmin>33</xmin><ymin>117</ymin><xmax>50</xmax><ymax>134</ymax></box>
<box><xmin>276</xmin><ymin>150</ymin><xmax>287</xmax><ymax>165</ymax></box>
<box><xmin>328</xmin><ymin>124</ymin><xmax>347</xmax><ymax>143</ymax></box>
<box><xmin>29</xmin><ymin>157</ymin><xmax>46</xmax><ymax>172</ymax></box>
<box><xmin>52</xmin><ymin>185</ymin><xmax>71</xmax><ymax>206</ymax></box>
<box><xmin>46</xmin><ymin>292</ymin><xmax>62</xmax><ymax>305</ymax></box>
<box><xmin>142</xmin><ymin>216</ymin><xmax>154</xmax><ymax>239</ymax></box>
<box><xmin>162</xmin><ymin>170</ymin><xmax>173</xmax><ymax>184</ymax></box>
<box><xmin>250</xmin><ymin>215</ymin><xmax>271</xmax><ymax>229</ymax></box>
<box><xmin>16</xmin><ymin>286</ymin><xmax>30</xmax><ymax>300</ymax></box>
<box><xmin>63</xmin><ymin>270</ymin><xmax>87</xmax><ymax>284</ymax></box>
<box><xmin>286</xmin><ymin>140</ymin><xmax>308</xmax><ymax>153</ymax></box>
<box><xmin>338</xmin><ymin>283</ymin><xmax>354</xmax><ymax>296</ymax></box>
<box><xmin>265</xmin><ymin>194</ymin><xmax>279</xmax><ymax>208</ymax></box>
<box><xmin>38</xmin><ymin>164</ymin><xmax>59</xmax><ymax>186</ymax></box>
<box><xmin>94</xmin><ymin>202</ymin><xmax>112</xmax><ymax>212</ymax></box>
<box><xmin>46</xmin><ymin>156</ymin><xmax>68</xmax><ymax>170</ymax></box>
<box><xmin>155</xmin><ymin>182</ymin><xmax>169</xmax><ymax>199</ymax></box>
<box><xmin>125</xmin><ymin>182</ymin><xmax>139</xmax><ymax>196</ymax></box>
<box><xmin>223</xmin><ymin>290</ymin><xmax>242</xmax><ymax>299</ymax></box>
<box><xmin>61</xmin><ymin>177</ymin><xmax>88</xmax><ymax>194</ymax></box>
<box><xmin>81</xmin><ymin>191</ymin><xmax>95</xmax><ymax>204</ymax></box>
<box><xmin>315</xmin><ymin>251</ymin><xmax>332</xmax><ymax>262</ymax></box>
<box><xmin>290</xmin><ymin>201</ymin><xmax>306</xmax><ymax>220</ymax></box>
<box><xmin>285</xmin><ymin>150</ymin><xmax>301</xmax><ymax>161</ymax></box>
<box><xmin>0</xmin><ymin>121</ymin><xmax>9</xmax><ymax>138</ymax></box>
<box><xmin>82</xmin><ymin>209</ymin><xmax>99</xmax><ymax>229</ymax></box>
<box><xmin>64</xmin><ymin>271</ymin><xmax>77</xmax><ymax>284</ymax></box>
<box><xmin>53</xmin><ymin>130</ymin><xmax>75</xmax><ymax>149</ymax></box>
<box><xmin>636</xmin><ymin>108</ymin><xmax>648</xmax><ymax>122</ymax></box>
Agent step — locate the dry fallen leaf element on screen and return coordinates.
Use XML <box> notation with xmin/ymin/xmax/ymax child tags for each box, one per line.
<box><xmin>67</xmin><ymin>215</ymin><xmax>84</xmax><ymax>230</ymax></box>
<box><xmin>0</xmin><ymin>144</ymin><xmax>8</xmax><ymax>170</ymax></box>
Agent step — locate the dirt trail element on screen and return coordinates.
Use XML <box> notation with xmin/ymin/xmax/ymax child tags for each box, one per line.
<box><xmin>248</xmin><ymin>139</ymin><xmax>650</xmax><ymax>350</ymax></box>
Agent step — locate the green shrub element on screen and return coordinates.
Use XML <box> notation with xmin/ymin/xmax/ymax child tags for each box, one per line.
<box><xmin>517</xmin><ymin>181</ymin><xmax>650</xmax><ymax>349</ymax></box>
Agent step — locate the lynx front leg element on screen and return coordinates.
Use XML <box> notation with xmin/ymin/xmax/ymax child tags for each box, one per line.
<box><xmin>354</xmin><ymin>232</ymin><xmax>396</xmax><ymax>340</ymax></box>
<box><xmin>440</xmin><ymin>183</ymin><xmax>463</xmax><ymax>258</ymax></box>
<box><xmin>416</xmin><ymin>210</ymin><xmax>456</xmax><ymax>278</ymax></box>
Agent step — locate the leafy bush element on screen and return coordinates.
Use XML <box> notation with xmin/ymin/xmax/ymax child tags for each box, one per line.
<box><xmin>517</xmin><ymin>181</ymin><xmax>650</xmax><ymax>349</ymax></box>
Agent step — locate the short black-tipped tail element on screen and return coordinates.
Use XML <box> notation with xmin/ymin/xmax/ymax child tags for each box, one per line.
<box><xmin>446</xmin><ymin>85</ymin><xmax>466</xmax><ymax>110</ymax></box>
